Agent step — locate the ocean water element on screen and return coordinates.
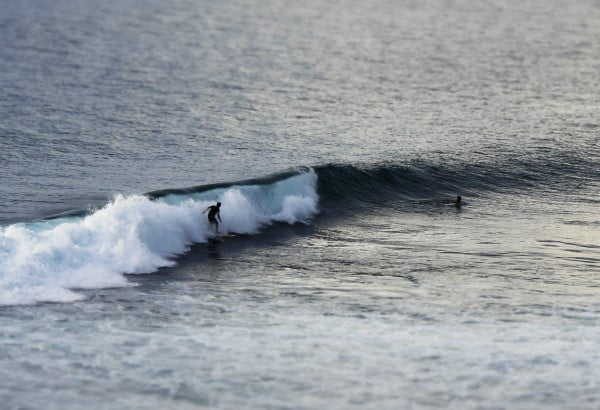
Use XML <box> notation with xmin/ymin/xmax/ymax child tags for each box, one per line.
<box><xmin>1</xmin><ymin>0</ymin><xmax>599</xmax><ymax>408</ymax></box>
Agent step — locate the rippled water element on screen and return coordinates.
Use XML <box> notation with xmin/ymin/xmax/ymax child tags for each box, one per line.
<box><xmin>1</xmin><ymin>0</ymin><xmax>599</xmax><ymax>408</ymax></box>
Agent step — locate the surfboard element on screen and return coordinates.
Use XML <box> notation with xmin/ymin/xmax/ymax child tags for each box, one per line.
<box><xmin>208</xmin><ymin>232</ymin><xmax>241</xmax><ymax>242</ymax></box>
<box><xmin>217</xmin><ymin>232</ymin><xmax>237</xmax><ymax>238</ymax></box>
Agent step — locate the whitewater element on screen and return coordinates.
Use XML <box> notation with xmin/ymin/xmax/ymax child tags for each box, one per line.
<box><xmin>0</xmin><ymin>170</ymin><xmax>318</xmax><ymax>305</ymax></box>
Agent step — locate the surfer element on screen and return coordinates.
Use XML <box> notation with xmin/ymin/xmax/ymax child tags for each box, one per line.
<box><xmin>203</xmin><ymin>202</ymin><xmax>222</xmax><ymax>233</ymax></box>
<box><xmin>432</xmin><ymin>195</ymin><xmax>464</xmax><ymax>207</ymax></box>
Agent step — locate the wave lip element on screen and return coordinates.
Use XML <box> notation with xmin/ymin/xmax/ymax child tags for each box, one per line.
<box><xmin>0</xmin><ymin>169</ymin><xmax>318</xmax><ymax>306</ymax></box>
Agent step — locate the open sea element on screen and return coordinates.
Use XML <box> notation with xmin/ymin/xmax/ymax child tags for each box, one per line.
<box><xmin>1</xmin><ymin>0</ymin><xmax>599</xmax><ymax>408</ymax></box>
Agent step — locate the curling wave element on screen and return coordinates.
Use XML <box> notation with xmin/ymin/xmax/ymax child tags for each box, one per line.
<box><xmin>0</xmin><ymin>169</ymin><xmax>318</xmax><ymax>306</ymax></box>
<box><xmin>2</xmin><ymin>148</ymin><xmax>597</xmax><ymax>306</ymax></box>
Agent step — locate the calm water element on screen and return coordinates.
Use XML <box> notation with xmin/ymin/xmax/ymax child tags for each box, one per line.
<box><xmin>1</xmin><ymin>0</ymin><xmax>599</xmax><ymax>408</ymax></box>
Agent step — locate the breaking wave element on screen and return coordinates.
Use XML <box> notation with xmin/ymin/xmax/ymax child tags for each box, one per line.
<box><xmin>0</xmin><ymin>170</ymin><xmax>318</xmax><ymax>306</ymax></box>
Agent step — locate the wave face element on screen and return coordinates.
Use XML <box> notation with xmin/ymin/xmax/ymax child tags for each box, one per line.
<box><xmin>0</xmin><ymin>170</ymin><xmax>318</xmax><ymax>306</ymax></box>
<box><xmin>315</xmin><ymin>150</ymin><xmax>600</xmax><ymax>209</ymax></box>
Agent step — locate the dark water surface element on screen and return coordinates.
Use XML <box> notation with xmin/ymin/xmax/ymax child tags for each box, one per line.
<box><xmin>1</xmin><ymin>0</ymin><xmax>599</xmax><ymax>408</ymax></box>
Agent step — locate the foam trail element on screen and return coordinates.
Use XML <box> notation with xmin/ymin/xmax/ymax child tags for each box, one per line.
<box><xmin>0</xmin><ymin>170</ymin><xmax>318</xmax><ymax>306</ymax></box>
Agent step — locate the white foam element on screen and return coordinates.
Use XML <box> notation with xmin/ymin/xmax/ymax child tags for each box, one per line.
<box><xmin>0</xmin><ymin>170</ymin><xmax>318</xmax><ymax>305</ymax></box>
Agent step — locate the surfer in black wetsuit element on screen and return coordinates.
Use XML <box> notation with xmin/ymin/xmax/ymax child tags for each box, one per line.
<box><xmin>203</xmin><ymin>202</ymin><xmax>222</xmax><ymax>233</ymax></box>
<box><xmin>432</xmin><ymin>195</ymin><xmax>464</xmax><ymax>207</ymax></box>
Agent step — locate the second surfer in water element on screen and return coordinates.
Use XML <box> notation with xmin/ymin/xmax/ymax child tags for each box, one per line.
<box><xmin>453</xmin><ymin>195</ymin><xmax>463</xmax><ymax>207</ymax></box>
<box><xmin>203</xmin><ymin>202</ymin><xmax>222</xmax><ymax>234</ymax></box>
<box><xmin>432</xmin><ymin>195</ymin><xmax>464</xmax><ymax>207</ymax></box>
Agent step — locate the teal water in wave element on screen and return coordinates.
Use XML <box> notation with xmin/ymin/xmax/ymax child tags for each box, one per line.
<box><xmin>1</xmin><ymin>0</ymin><xmax>599</xmax><ymax>408</ymax></box>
